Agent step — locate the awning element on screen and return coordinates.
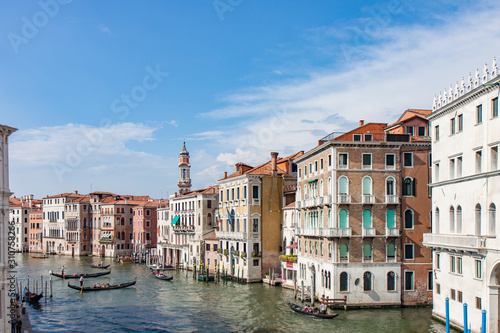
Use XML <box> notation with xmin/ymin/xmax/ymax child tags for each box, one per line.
<box><xmin>171</xmin><ymin>216</ymin><xmax>180</xmax><ymax>225</ymax></box>
<box><xmin>286</xmin><ymin>243</ymin><xmax>298</xmax><ymax>249</ymax></box>
<box><xmin>306</xmin><ymin>179</ymin><xmax>318</xmax><ymax>183</ymax></box>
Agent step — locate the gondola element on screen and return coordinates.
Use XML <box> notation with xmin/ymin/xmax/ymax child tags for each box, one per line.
<box><xmin>50</xmin><ymin>270</ymin><xmax>111</xmax><ymax>279</ymax></box>
<box><xmin>152</xmin><ymin>271</ymin><xmax>173</xmax><ymax>281</ymax></box>
<box><xmin>32</xmin><ymin>255</ymin><xmax>48</xmax><ymax>259</ymax></box>
<box><xmin>68</xmin><ymin>279</ymin><xmax>136</xmax><ymax>291</ymax></box>
<box><xmin>90</xmin><ymin>264</ymin><xmax>110</xmax><ymax>269</ymax></box>
<box><xmin>25</xmin><ymin>291</ymin><xmax>43</xmax><ymax>303</ymax></box>
<box><xmin>197</xmin><ymin>275</ymin><xmax>215</xmax><ymax>282</ymax></box>
<box><xmin>287</xmin><ymin>303</ymin><xmax>339</xmax><ymax>319</ymax></box>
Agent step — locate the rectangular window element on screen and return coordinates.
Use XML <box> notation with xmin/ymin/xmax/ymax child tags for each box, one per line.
<box><xmin>252</xmin><ymin>219</ymin><xmax>259</xmax><ymax>232</ymax></box>
<box><xmin>320</xmin><ymin>158</ymin><xmax>323</xmax><ymax>170</ymax></box>
<box><xmin>458</xmin><ymin>114</ymin><xmax>463</xmax><ymax>131</ymax></box>
<box><xmin>475</xmin><ymin>259</ymin><xmax>482</xmax><ymax>279</ymax></box>
<box><xmin>436</xmin><ymin>253</ymin><xmax>440</xmax><ymax>269</ymax></box>
<box><xmin>315</xmin><ymin>161</ymin><xmax>318</xmax><ymax>172</ymax></box>
<box><xmin>457</xmin><ymin>156</ymin><xmax>463</xmax><ymax>177</ymax></box>
<box><xmin>328</xmin><ymin>154</ymin><xmax>332</xmax><ymax>166</ymax></box>
<box><xmin>405</xmin><ymin>126</ymin><xmax>414</xmax><ymax>136</ymax></box>
<box><xmin>339</xmin><ymin>153</ymin><xmax>348</xmax><ymax>169</ymax></box>
<box><xmin>364</xmin><ymin>134</ymin><xmax>372</xmax><ymax>141</ymax></box>
<box><xmin>450</xmin><ymin>118</ymin><xmax>456</xmax><ymax>134</ymax></box>
<box><xmin>231</xmin><ymin>189</ymin><xmax>234</xmax><ymax>200</ymax></box>
<box><xmin>405</xmin><ymin>271</ymin><xmax>414</xmax><ymax>291</ymax></box>
<box><xmin>252</xmin><ymin>186</ymin><xmax>259</xmax><ymax>199</ymax></box>
<box><xmin>434</xmin><ymin>163</ymin><xmax>440</xmax><ymax>182</ymax></box>
<box><xmin>418</xmin><ymin>126</ymin><xmax>426</xmax><ymax>137</ymax></box>
<box><xmin>475</xmin><ymin>150</ymin><xmax>482</xmax><ymax>173</ymax></box>
<box><xmin>435</xmin><ymin>125</ymin><xmax>440</xmax><ymax>141</ymax></box>
<box><xmin>449</xmin><ymin>158</ymin><xmax>455</xmax><ymax>179</ymax></box>
<box><xmin>353</xmin><ymin>134</ymin><xmax>361</xmax><ymax>141</ymax></box>
<box><xmin>477</xmin><ymin>104</ymin><xmax>483</xmax><ymax>123</ymax></box>
<box><xmin>386</xmin><ymin>154</ymin><xmax>395</xmax><ymax>170</ymax></box>
<box><xmin>493</xmin><ymin>97</ymin><xmax>499</xmax><ymax>118</ymax></box>
<box><xmin>492</xmin><ymin>146</ymin><xmax>498</xmax><ymax>171</ymax></box>
<box><xmin>436</xmin><ymin>283</ymin><xmax>441</xmax><ymax>294</ymax></box>
<box><xmin>451</xmin><ymin>289</ymin><xmax>456</xmax><ymax>301</ymax></box>
<box><xmin>476</xmin><ymin>297</ymin><xmax>482</xmax><ymax>309</ymax></box>
<box><xmin>309</xmin><ymin>163</ymin><xmax>312</xmax><ymax>174</ymax></box>
<box><xmin>457</xmin><ymin>257</ymin><xmax>463</xmax><ymax>274</ymax></box>
<box><xmin>206</xmin><ymin>244</ymin><xmax>210</xmax><ymax>251</ymax></box>
<box><xmin>428</xmin><ymin>270</ymin><xmax>433</xmax><ymax>290</ymax></box>
<box><xmin>403</xmin><ymin>152</ymin><xmax>413</xmax><ymax>167</ymax></box>
<box><xmin>404</xmin><ymin>244</ymin><xmax>414</xmax><ymax>260</ymax></box>
<box><xmin>362</xmin><ymin>154</ymin><xmax>372</xmax><ymax>169</ymax></box>
<box><xmin>304</xmin><ymin>166</ymin><xmax>307</xmax><ymax>176</ymax></box>
<box><xmin>458</xmin><ymin>291</ymin><xmax>463</xmax><ymax>303</ymax></box>
<box><xmin>451</xmin><ymin>256</ymin><xmax>456</xmax><ymax>273</ymax></box>
<box><xmin>237</xmin><ymin>188</ymin><xmax>240</xmax><ymax>199</ymax></box>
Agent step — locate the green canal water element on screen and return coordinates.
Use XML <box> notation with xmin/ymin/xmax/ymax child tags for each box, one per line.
<box><xmin>13</xmin><ymin>253</ymin><xmax>454</xmax><ymax>332</ymax></box>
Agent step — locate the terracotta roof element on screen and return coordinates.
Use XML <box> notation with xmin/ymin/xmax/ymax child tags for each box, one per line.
<box><xmin>284</xmin><ymin>202</ymin><xmax>295</xmax><ymax>208</ymax></box>
<box><xmin>330</xmin><ymin>123</ymin><xmax>387</xmax><ymax>142</ymax></box>
<box><xmin>44</xmin><ymin>192</ymin><xmax>85</xmax><ymax>199</ymax></box>
<box><xmin>204</xmin><ymin>235</ymin><xmax>218</xmax><ymax>240</ymax></box>
<box><xmin>386</xmin><ymin>109</ymin><xmax>431</xmax><ymax>129</ymax></box>
<box><xmin>175</xmin><ymin>185</ymin><xmax>219</xmax><ymax>198</ymax></box>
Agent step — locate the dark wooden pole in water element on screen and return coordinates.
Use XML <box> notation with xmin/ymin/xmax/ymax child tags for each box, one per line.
<box><xmin>27</xmin><ymin>276</ymin><xmax>30</xmax><ymax>292</ymax></box>
<box><xmin>45</xmin><ymin>281</ymin><xmax>47</xmax><ymax>303</ymax></box>
<box><xmin>41</xmin><ymin>275</ymin><xmax>43</xmax><ymax>295</ymax></box>
<box><xmin>50</xmin><ymin>277</ymin><xmax>53</xmax><ymax>298</ymax></box>
<box><xmin>19</xmin><ymin>282</ymin><xmax>22</xmax><ymax>300</ymax></box>
<box><xmin>206</xmin><ymin>268</ymin><xmax>209</xmax><ymax>283</ymax></box>
<box><xmin>36</xmin><ymin>281</ymin><xmax>38</xmax><ymax>294</ymax></box>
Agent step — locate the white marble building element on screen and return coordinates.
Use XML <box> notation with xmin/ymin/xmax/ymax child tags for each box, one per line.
<box><xmin>423</xmin><ymin>59</ymin><xmax>500</xmax><ymax>332</ymax></box>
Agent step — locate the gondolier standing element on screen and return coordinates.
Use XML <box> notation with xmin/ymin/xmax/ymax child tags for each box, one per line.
<box><xmin>79</xmin><ymin>276</ymin><xmax>84</xmax><ymax>287</ymax></box>
<box><xmin>61</xmin><ymin>265</ymin><xmax>65</xmax><ymax>275</ymax></box>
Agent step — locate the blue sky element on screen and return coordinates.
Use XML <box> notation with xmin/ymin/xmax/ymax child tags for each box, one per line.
<box><xmin>1</xmin><ymin>0</ymin><xmax>499</xmax><ymax>199</ymax></box>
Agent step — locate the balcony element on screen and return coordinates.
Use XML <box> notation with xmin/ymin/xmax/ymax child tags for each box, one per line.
<box><xmin>173</xmin><ymin>225</ymin><xmax>195</xmax><ymax>234</ymax></box>
<box><xmin>362</xmin><ymin>227</ymin><xmax>376</xmax><ymax>236</ymax></box>
<box><xmin>296</xmin><ymin>228</ymin><xmax>321</xmax><ymax>237</ymax></box>
<box><xmin>386</xmin><ymin>227</ymin><xmax>400</xmax><ymax>236</ymax></box>
<box><xmin>215</xmin><ymin>231</ymin><xmax>248</xmax><ymax>240</ymax></box>
<box><xmin>385</xmin><ymin>195</ymin><xmax>399</xmax><ymax>204</ymax></box>
<box><xmin>322</xmin><ymin>228</ymin><xmax>352</xmax><ymax>237</ymax></box>
<box><xmin>252</xmin><ymin>199</ymin><xmax>260</xmax><ymax>206</ymax></box>
<box><xmin>362</xmin><ymin>195</ymin><xmax>375</xmax><ymax>204</ymax></box>
<box><xmin>337</xmin><ymin>195</ymin><xmax>351</xmax><ymax>204</ymax></box>
<box><xmin>423</xmin><ymin>233</ymin><xmax>487</xmax><ymax>251</ymax></box>
<box><xmin>320</xmin><ymin>195</ymin><xmax>332</xmax><ymax>206</ymax></box>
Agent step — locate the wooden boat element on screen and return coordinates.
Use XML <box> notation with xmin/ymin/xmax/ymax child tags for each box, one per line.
<box><xmin>287</xmin><ymin>303</ymin><xmax>339</xmax><ymax>319</ymax></box>
<box><xmin>90</xmin><ymin>264</ymin><xmax>110</xmax><ymax>269</ymax></box>
<box><xmin>50</xmin><ymin>270</ymin><xmax>111</xmax><ymax>279</ymax></box>
<box><xmin>120</xmin><ymin>258</ymin><xmax>133</xmax><ymax>263</ymax></box>
<box><xmin>32</xmin><ymin>255</ymin><xmax>48</xmax><ymax>259</ymax></box>
<box><xmin>197</xmin><ymin>275</ymin><xmax>215</xmax><ymax>282</ymax></box>
<box><xmin>152</xmin><ymin>271</ymin><xmax>173</xmax><ymax>281</ymax></box>
<box><xmin>68</xmin><ymin>279</ymin><xmax>136</xmax><ymax>291</ymax></box>
<box><xmin>25</xmin><ymin>291</ymin><xmax>43</xmax><ymax>303</ymax></box>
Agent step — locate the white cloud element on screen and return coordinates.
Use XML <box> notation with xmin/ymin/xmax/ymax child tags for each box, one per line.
<box><xmin>98</xmin><ymin>24</ymin><xmax>112</xmax><ymax>36</ymax></box>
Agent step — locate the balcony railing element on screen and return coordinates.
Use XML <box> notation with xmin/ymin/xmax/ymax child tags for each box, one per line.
<box><xmin>215</xmin><ymin>231</ymin><xmax>248</xmax><ymax>240</ymax></box>
<box><xmin>385</xmin><ymin>195</ymin><xmax>399</xmax><ymax>204</ymax></box>
<box><xmin>362</xmin><ymin>195</ymin><xmax>375</xmax><ymax>204</ymax></box>
<box><xmin>173</xmin><ymin>225</ymin><xmax>195</xmax><ymax>234</ymax></box>
<box><xmin>362</xmin><ymin>227</ymin><xmax>376</xmax><ymax>236</ymax></box>
<box><xmin>386</xmin><ymin>227</ymin><xmax>400</xmax><ymax>236</ymax></box>
<box><xmin>337</xmin><ymin>195</ymin><xmax>351</xmax><ymax>204</ymax></box>
<box><xmin>320</xmin><ymin>195</ymin><xmax>332</xmax><ymax>205</ymax></box>
<box><xmin>297</xmin><ymin>228</ymin><xmax>321</xmax><ymax>237</ymax></box>
<box><xmin>339</xmin><ymin>257</ymin><xmax>348</xmax><ymax>263</ymax></box>
<box><xmin>422</xmin><ymin>233</ymin><xmax>487</xmax><ymax>251</ymax></box>
<box><xmin>322</xmin><ymin>228</ymin><xmax>352</xmax><ymax>237</ymax></box>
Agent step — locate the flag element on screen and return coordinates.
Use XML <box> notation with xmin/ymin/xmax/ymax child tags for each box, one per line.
<box><xmin>217</xmin><ymin>210</ymin><xmax>222</xmax><ymax>225</ymax></box>
<box><xmin>226</xmin><ymin>208</ymin><xmax>233</xmax><ymax>225</ymax></box>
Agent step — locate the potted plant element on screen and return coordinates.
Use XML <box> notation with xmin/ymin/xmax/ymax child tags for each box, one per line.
<box><xmin>240</xmin><ymin>252</ymin><xmax>247</xmax><ymax>259</ymax></box>
<box><xmin>217</xmin><ymin>248</ymin><xmax>222</xmax><ymax>254</ymax></box>
<box><xmin>234</xmin><ymin>250</ymin><xmax>240</xmax><ymax>256</ymax></box>
<box><xmin>223</xmin><ymin>249</ymin><xmax>229</xmax><ymax>256</ymax></box>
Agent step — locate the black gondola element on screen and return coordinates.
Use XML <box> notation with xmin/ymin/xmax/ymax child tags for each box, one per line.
<box><xmin>152</xmin><ymin>271</ymin><xmax>173</xmax><ymax>280</ymax></box>
<box><xmin>90</xmin><ymin>264</ymin><xmax>110</xmax><ymax>269</ymax></box>
<box><xmin>68</xmin><ymin>279</ymin><xmax>136</xmax><ymax>291</ymax></box>
<box><xmin>25</xmin><ymin>292</ymin><xmax>43</xmax><ymax>303</ymax></box>
<box><xmin>287</xmin><ymin>303</ymin><xmax>339</xmax><ymax>319</ymax></box>
<box><xmin>50</xmin><ymin>270</ymin><xmax>111</xmax><ymax>279</ymax></box>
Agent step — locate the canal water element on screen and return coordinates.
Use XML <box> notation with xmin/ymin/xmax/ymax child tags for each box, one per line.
<box><xmin>13</xmin><ymin>253</ymin><xmax>453</xmax><ymax>333</ymax></box>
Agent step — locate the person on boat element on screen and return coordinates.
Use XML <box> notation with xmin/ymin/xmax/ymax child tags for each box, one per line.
<box><xmin>304</xmin><ymin>304</ymin><xmax>312</xmax><ymax>313</ymax></box>
<box><xmin>100</xmin><ymin>260</ymin><xmax>103</xmax><ymax>267</ymax></box>
<box><xmin>61</xmin><ymin>265</ymin><xmax>65</xmax><ymax>276</ymax></box>
<box><xmin>320</xmin><ymin>302</ymin><xmax>327</xmax><ymax>314</ymax></box>
<box><xmin>79</xmin><ymin>276</ymin><xmax>84</xmax><ymax>287</ymax></box>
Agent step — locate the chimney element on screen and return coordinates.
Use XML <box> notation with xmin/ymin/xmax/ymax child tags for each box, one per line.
<box><xmin>359</xmin><ymin>120</ymin><xmax>364</xmax><ymax>126</ymax></box>
<box><xmin>74</xmin><ymin>190</ymin><xmax>78</xmax><ymax>194</ymax></box>
<box><xmin>271</xmin><ymin>152</ymin><xmax>279</xmax><ymax>176</ymax></box>
<box><xmin>224</xmin><ymin>171</ymin><xmax>227</xmax><ymax>179</ymax></box>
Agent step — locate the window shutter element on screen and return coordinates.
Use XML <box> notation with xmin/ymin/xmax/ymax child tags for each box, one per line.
<box><xmin>411</xmin><ymin>179</ymin><xmax>416</xmax><ymax>196</ymax></box>
<box><xmin>340</xmin><ymin>243</ymin><xmax>348</xmax><ymax>257</ymax></box>
<box><xmin>363</xmin><ymin>243</ymin><xmax>372</xmax><ymax>257</ymax></box>
<box><xmin>387</xmin><ymin>243</ymin><xmax>395</xmax><ymax>257</ymax></box>
<box><xmin>387</xmin><ymin>209</ymin><xmax>395</xmax><ymax>228</ymax></box>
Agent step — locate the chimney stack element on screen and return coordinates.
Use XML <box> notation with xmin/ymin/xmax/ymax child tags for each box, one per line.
<box><xmin>359</xmin><ymin>120</ymin><xmax>364</xmax><ymax>126</ymax></box>
<box><xmin>74</xmin><ymin>190</ymin><xmax>78</xmax><ymax>194</ymax></box>
<box><xmin>224</xmin><ymin>171</ymin><xmax>227</xmax><ymax>179</ymax></box>
<box><xmin>271</xmin><ymin>152</ymin><xmax>279</xmax><ymax>176</ymax></box>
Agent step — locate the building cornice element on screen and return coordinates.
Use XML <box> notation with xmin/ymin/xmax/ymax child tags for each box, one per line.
<box><xmin>430</xmin><ymin>170</ymin><xmax>500</xmax><ymax>188</ymax></box>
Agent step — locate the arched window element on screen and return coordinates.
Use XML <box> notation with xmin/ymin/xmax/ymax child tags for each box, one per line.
<box><xmin>387</xmin><ymin>242</ymin><xmax>395</xmax><ymax>261</ymax></box>
<box><xmin>320</xmin><ymin>242</ymin><xmax>323</xmax><ymax>257</ymax></box>
<box><xmin>320</xmin><ymin>211</ymin><xmax>324</xmax><ymax>228</ymax></box>
<box><xmin>489</xmin><ymin>203</ymin><xmax>496</xmax><ymax>236</ymax></box>
<box><xmin>403</xmin><ymin>177</ymin><xmax>414</xmax><ymax>196</ymax></box>
<box><xmin>122</xmin><ymin>231</ymin><xmax>125</xmax><ymax>240</ymax></box>
<box><xmin>328</xmin><ymin>209</ymin><xmax>332</xmax><ymax>227</ymax></box>
<box><xmin>386</xmin><ymin>177</ymin><xmax>395</xmax><ymax>195</ymax></box>
<box><xmin>386</xmin><ymin>209</ymin><xmax>395</xmax><ymax>229</ymax></box>
<box><xmin>320</xmin><ymin>180</ymin><xmax>324</xmax><ymax>197</ymax></box>
<box><xmin>328</xmin><ymin>243</ymin><xmax>332</xmax><ymax>259</ymax></box>
<box><xmin>207</xmin><ymin>213</ymin><xmax>212</xmax><ymax>226</ymax></box>
<box><xmin>363</xmin><ymin>243</ymin><xmax>372</xmax><ymax>261</ymax></box>
<box><xmin>340</xmin><ymin>272</ymin><xmax>348</xmax><ymax>292</ymax></box>
<box><xmin>363</xmin><ymin>209</ymin><xmax>372</xmax><ymax>229</ymax></box>
<box><xmin>83</xmin><ymin>217</ymin><xmax>87</xmax><ymax>228</ymax></box>
<box><xmin>339</xmin><ymin>176</ymin><xmax>348</xmax><ymax>195</ymax></box>
<box><xmin>304</xmin><ymin>185</ymin><xmax>307</xmax><ymax>200</ymax></box>
<box><xmin>475</xmin><ymin>204</ymin><xmax>482</xmax><ymax>236</ymax></box>
<box><xmin>456</xmin><ymin>206</ymin><xmax>462</xmax><ymax>234</ymax></box>
<box><xmin>339</xmin><ymin>209</ymin><xmax>348</xmax><ymax>228</ymax></box>
<box><xmin>304</xmin><ymin>241</ymin><xmax>307</xmax><ymax>253</ymax></box>
<box><xmin>435</xmin><ymin>208</ymin><xmax>440</xmax><ymax>233</ymax></box>
<box><xmin>362</xmin><ymin>177</ymin><xmax>372</xmax><ymax>195</ymax></box>
<box><xmin>340</xmin><ymin>243</ymin><xmax>348</xmax><ymax>261</ymax></box>
<box><xmin>387</xmin><ymin>271</ymin><xmax>396</xmax><ymax>291</ymax></box>
<box><xmin>449</xmin><ymin>206</ymin><xmax>455</xmax><ymax>233</ymax></box>
<box><xmin>328</xmin><ymin>178</ymin><xmax>332</xmax><ymax>195</ymax></box>
<box><xmin>363</xmin><ymin>271</ymin><xmax>372</xmax><ymax>291</ymax></box>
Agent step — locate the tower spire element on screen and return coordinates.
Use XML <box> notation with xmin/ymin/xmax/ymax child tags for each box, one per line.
<box><xmin>178</xmin><ymin>141</ymin><xmax>191</xmax><ymax>195</ymax></box>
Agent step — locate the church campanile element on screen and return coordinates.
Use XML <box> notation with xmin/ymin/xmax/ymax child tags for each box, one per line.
<box><xmin>177</xmin><ymin>142</ymin><xmax>191</xmax><ymax>195</ymax></box>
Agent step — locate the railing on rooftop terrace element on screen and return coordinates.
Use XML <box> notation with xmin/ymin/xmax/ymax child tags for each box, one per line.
<box><xmin>319</xmin><ymin>132</ymin><xmax>347</xmax><ymax>142</ymax></box>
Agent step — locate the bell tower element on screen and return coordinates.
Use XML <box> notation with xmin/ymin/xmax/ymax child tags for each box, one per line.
<box><xmin>178</xmin><ymin>142</ymin><xmax>191</xmax><ymax>195</ymax></box>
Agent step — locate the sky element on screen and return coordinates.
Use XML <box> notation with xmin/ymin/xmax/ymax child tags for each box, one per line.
<box><xmin>1</xmin><ymin>0</ymin><xmax>499</xmax><ymax>200</ymax></box>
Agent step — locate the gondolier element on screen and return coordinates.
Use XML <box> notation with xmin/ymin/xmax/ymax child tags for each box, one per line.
<box><xmin>80</xmin><ymin>276</ymin><xmax>84</xmax><ymax>287</ymax></box>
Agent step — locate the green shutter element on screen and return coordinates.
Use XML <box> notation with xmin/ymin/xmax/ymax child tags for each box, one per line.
<box><xmin>363</xmin><ymin>243</ymin><xmax>372</xmax><ymax>257</ymax></box>
<box><xmin>363</xmin><ymin>210</ymin><xmax>372</xmax><ymax>228</ymax></box>
<box><xmin>339</xmin><ymin>209</ymin><xmax>348</xmax><ymax>228</ymax></box>
<box><xmin>386</xmin><ymin>209</ymin><xmax>395</xmax><ymax>228</ymax></box>
<box><xmin>339</xmin><ymin>177</ymin><xmax>348</xmax><ymax>195</ymax></box>
<box><xmin>387</xmin><ymin>243</ymin><xmax>395</xmax><ymax>257</ymax></box>
<box><xmin>363</xmin><ymin>177</ymin><xmax>371</xmax><ymax>195</ymax></box>
<box><xmin>340</xmin><ymin>243</ymin><xmax>348</xmax><ymax>257</ymax></box>
<box><xmin>411</xmin><ymin>179</ymin><xmax>416</xmax><ymax>196</ymax></box>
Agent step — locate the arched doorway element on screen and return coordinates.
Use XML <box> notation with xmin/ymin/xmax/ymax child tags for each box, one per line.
<box><xmin>489</xmin><ymin>261</ymin><xmax>500</xmax><ymax>332</ymax></box>
<box><xmin>71</xmin><ymin>245</ymin><xmax>75</xmax><ymax>257</ymax></box>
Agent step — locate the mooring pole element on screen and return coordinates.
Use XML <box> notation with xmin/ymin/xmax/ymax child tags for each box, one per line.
<box><xmin>463</xmin><ymin>303</ymin><xmax>468</xmax><ymax>333</ymax></box>
<box><xmin>445</xmin><ymin>297</ymin><xmax>450</xmax><ymax>333</ymax></box>
<box><xmin>482</xmin><ymin>310</ymin><xmax>486</xmax><ymax>333</ymax></box>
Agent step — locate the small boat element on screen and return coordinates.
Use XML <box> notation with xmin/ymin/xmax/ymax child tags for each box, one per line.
<box><xmin>32</xmin><ymin>255</ymin><xmax>48</xmax><ymax>259</ymax></box>
<box><xmin>197</xmin><ymin>275</ymin><xmax>215</xmax><ymax>282</ymax></box>
<box><xmin>68</xmin><ymin>279</ymin><xmax>136</xmax><ymax>291</ymax></box>
<box><xmin>120</xmin><ymin>258</ymin><xmax>133</xmax><ymax>263</ymax></box>
<box><xmin>152</xmin><ymin>271</ymin><xmax>173</xmax><ymax>281</ymax></box>
<box><xmin>25</xmin><ymin>291</ymin><xmax>43</xmax><ymax>303</ymax></box>
<box><xmin>50</xmin><ymin>270</ymin><xmax>111</xmax><ymax>279</ymax></box>
<box><xmin>90</xmin><ymin>264</ymin><xmax>110</xmax><ymax>269</ymax></box>
<box><xmin>287</xmin><ymin>303</ymin><xmax>339</xmax><ymax>319</ymax></box>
